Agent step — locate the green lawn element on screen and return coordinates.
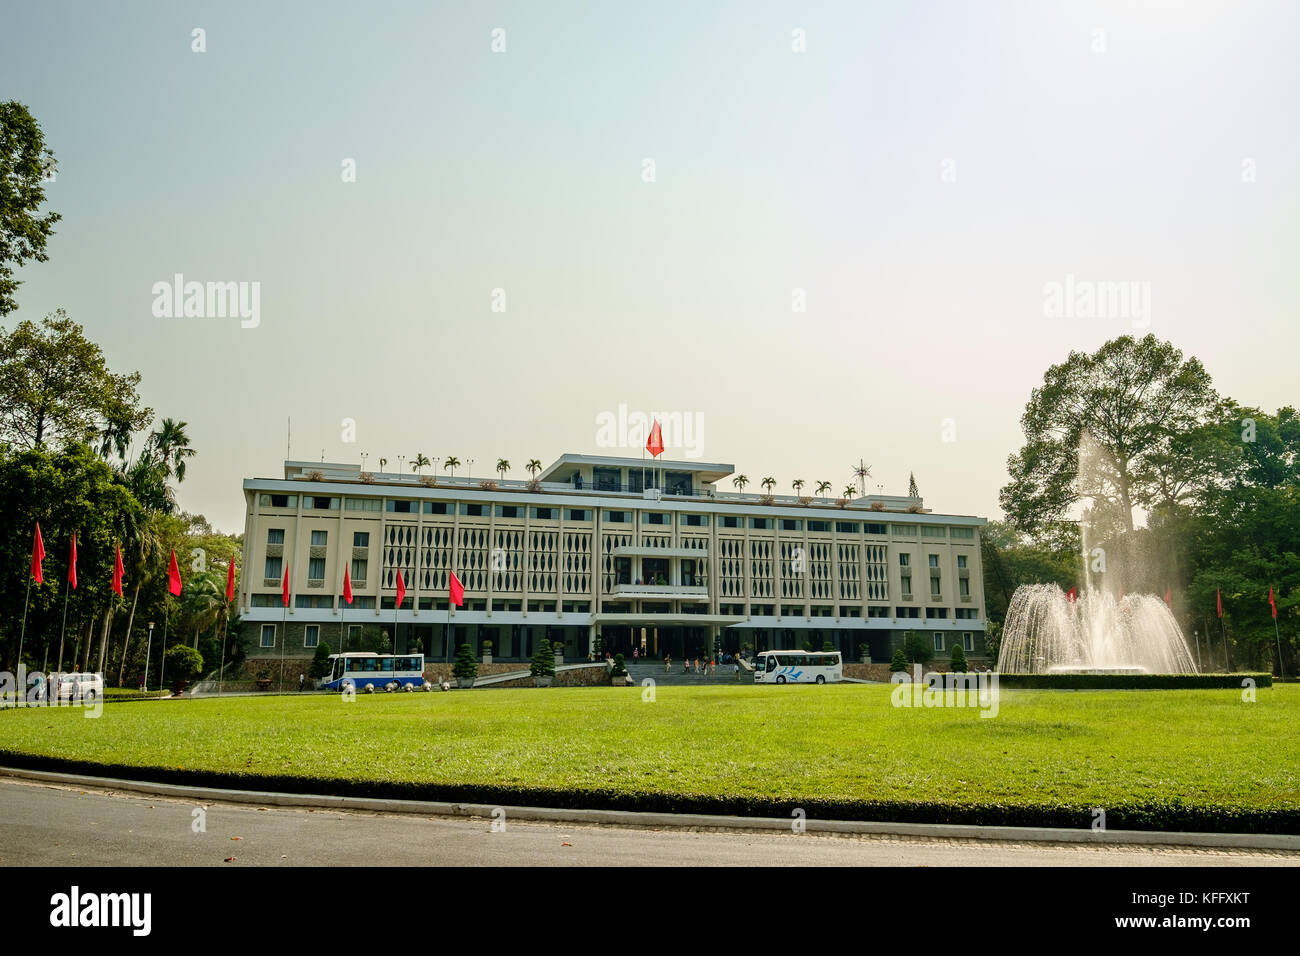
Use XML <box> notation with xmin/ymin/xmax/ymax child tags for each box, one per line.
<box><xmin>2</xmin><ymin>684</ymin><xmax>1297</xmax><ymax>832</ymax></box>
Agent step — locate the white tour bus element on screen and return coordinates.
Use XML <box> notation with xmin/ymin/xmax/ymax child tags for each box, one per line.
<box><xmin>319</xmin><ymin>652</ymin><xmax>428</xmax><ymax>692</ymax></box>
<box><xmin>753</xmin><ymin>650</ymin><xmax>843</xmax><ymax>684</ymax></box>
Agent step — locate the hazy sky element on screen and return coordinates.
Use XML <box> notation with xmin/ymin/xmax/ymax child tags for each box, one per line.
<box><xmin>4</xmin><ymin>1</ymin><xmax>1297</xmax><ymax>533</ymax></box>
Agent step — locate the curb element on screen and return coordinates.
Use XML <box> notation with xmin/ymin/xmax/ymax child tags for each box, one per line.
<box><xmin>4</xmin><ymin>766</ymin><xmax>1297</xmax><ymax>851</ymax></box>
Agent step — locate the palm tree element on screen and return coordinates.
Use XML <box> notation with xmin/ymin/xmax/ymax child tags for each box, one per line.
<box><xmin>815</xmin><ymin>480</ymin><xmax>832</xmax><ymax>499</ymax></box>
<box><xmin>378</xmin><ymin>457</ymin><xmax>388</xmax><ymax>472</ymax></box>
<box><xmin>732</xmin><ymin>474</ymin><xmax>749</xmax><ymax>494</ymax></box>
<box><xmin>843</xmin><ymin>485</ymin><xmax>857</xmax><ymax>499</ymax></box>
<box><xmin>444</xmin><ymin>456</ymin><xmax>460</xmax><ymax>478</ymax></box>
<box><xmin>148</xmin><ymin>418</ymin><xmax>195</xmax><ymax>483</ymax></box>
<box><xmin>496</xmin><ymin>459</ymin><xmax>511</xmax><ymax>481</ymax></box>
<box><xmin>411</xmin><ymin>453</ymin><xmax>431</xmax><ymax>475</ymax></box>
<box><xmin>791</xmin><ymin>479</ymin><xmax>804</xmax><ymax>496</ymax></box>
<box><xmin>761</xmin><ymin>477</ymin><xmax>776</xmax><ymax>495</ymax></box>
<box><xmin>526</xmin><ymin>459</ymin><xmax>542</xmax><ymax>479</ymax></box>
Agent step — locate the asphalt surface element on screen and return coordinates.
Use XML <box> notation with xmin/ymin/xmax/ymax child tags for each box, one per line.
<box><xmin>1</xmin><ymin>778</ymin><xmax>1296</xmax><ymax>866</ymax></box>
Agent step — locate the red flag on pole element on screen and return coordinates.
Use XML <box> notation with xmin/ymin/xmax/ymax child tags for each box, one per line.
<box><xmin>226</xmin><ymin>558</ymin><xmax>236</xmax><ymax>602</ymax></box>
<box><xmin>1067</xmin><ymin>587</ymin><xmax>1076</xmax><ymax>604</ymax></box>
<box><xmin>449</xmin><ymin>569</ymin><xmax>464</xmax><ymax>607</ymax></box>
<box><xmin>395</xmin><ymin>568</ymin><xmax>406</xmax><ymax>609</ymax></box>
<box><xmin>31</xmin><ymin>523</ymin><xmax>45</xmax><ymax>584</ymax></box>
<box><xmin>646</xmin><ymin>419</ymin><xmax>664</xmax><ymax>458</ymax></box>
<box><xmin>1269</xmin><ymin>586</ymin><xmax>1278</xmax><ymax>620</ymax></box>
<box><xmin>1164</xmin><ymin>587</ymin><xmax>1171</xmax><ymax>608</ymax></box>
<box><xmin>112</xmin><ymin>544</ymin><xmax>124</xmax><ymax>597</ymax></box>
<box><xmin>168</xmin><ymin>549</ymin><xmax>182</xmax><ymax>596</ymax></box>
<box><xmin>1216</xmin><ymin>588</ymin><xmax>1223</xmax><ymax>619</ymax></box>
<box><xmin>281</xmin><ymin>564</ymin><xmax>290</xmax><ymax>607</ymax></box>
<box><xmin>343</xmin><ymin>565</ymin><xmax>353</xmax><ymax>605</ymax></box>
<box><xmin>68</xmin><ymin>534</ymin><xmax>78</xmax><ymax>590</ymax></box>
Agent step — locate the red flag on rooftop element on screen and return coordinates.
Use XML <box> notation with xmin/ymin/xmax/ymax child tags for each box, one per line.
<box><xmin>1216</xmin><ymin>588</ymin><xmax>1223</xmax><ymax>619</ymax></box>
<box><xmin>449</xmin><ymin>569</ymin><xmax>464</xmax><ymax>607</ymax></box>
<box><xmin>395</xmin><ymin>568</ymin><xmax>406</xmax><ymax>608</ymax></box>
<box><xmin>226</xmin><ymin>558</ymin><xmax>236</xmax><ymax>602</ymax></box>
<box><xmin>112</xmin><ymin>544</ymin><xmax>124</xmax><ymax>597</ymax></box>
<box><xmin>281</xmin><ymin>563</ymin><xmax>290</xmax><ymax>607</ymax></box>
<box><xmin>1269</xmin><ymin>586</ymin><xmax>1277</xmax><ymax>620</ymax></box>
<box><xmin>68</xmin><ymin>534</ymin><xmax>78</xmax><ymax>590</ymax></box>
<box><xmin>343</xmin><ymin>565</ymin><xmax>353</xmax><ymax>605</ymax></box>
<box><xmin>646</xmin><ymin>419</ymin><xmax>664</xmax><ymax>458</ymax></box>
<box><xmin>31</xmin><ymin>523</ymin><xmax>45</xmax><ymax>584</ymax></box>
<box><xmin>168</xmin><ymin>549</ymin><xmax>183</xmax><ymax>597</ymax></box>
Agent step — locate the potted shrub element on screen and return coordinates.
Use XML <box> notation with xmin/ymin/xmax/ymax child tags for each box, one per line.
<box><xmin>481</xmin><ymin>640</ymin><xmax>493</xmax><ymax>665</ymax></box>
<box><xmin>530</xmin><ymin>637</ymin><xmax>556</xmax><ymax>687</ymax></box>
<box><xmin>452</xmin><ymin>643</ymin><xmax>478</xmax><ymax>688</ymax></box>
<box><xmin>255</xmin><ymin>664</ymin><xmax>273</xmax><ymax>691</ymax></box>
<box><xmin>610</xmin><ymin>652</ymin><xmax>629</xmax><ymax>686</ymax></box>
<box><xmin>552</xmin><ymin>640</ymin><xmax>564</xmax><ymax>666</ymax></box>
<box><xmin>868</xmin><ymin>501</ymin><xmax>886</xmax><ymax>512</ymax></box>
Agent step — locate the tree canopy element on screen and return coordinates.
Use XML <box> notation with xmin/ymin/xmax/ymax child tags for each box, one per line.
<box><xmin>0</xmin><ymin>102</ymin><xmax>61</xmax><ymax>316</ymax></box>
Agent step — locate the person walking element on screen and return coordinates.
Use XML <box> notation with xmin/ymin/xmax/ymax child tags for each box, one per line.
<box><xmin>298</xmin><ymin>672</ymin><xmax>305</xmax><ymax>692</ymax></box>
<box><xmin>665</xmin><ymin>654</ymin><xmax>671</xmax><ymax>673</ymax></box>
<box><xmin>633</xmin><ymin>646</ymin><xmax>639</xmax><ymax>663</ymax></box>
<box><xmin>733</xmin><ymin>658</ymin><xmax>740</xmax><ymax>681</ymax></box>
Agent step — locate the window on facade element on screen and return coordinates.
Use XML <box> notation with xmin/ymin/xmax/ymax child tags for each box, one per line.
<box><xmin>867</xmin><ymin>605</ymin><xmax>890</xmax><ymax>618</ymax></box>
<box><xmin>531</xmin><ymin>507</ymin><xmax>555</xmax><ymax>520</ymax></box>
<box><xmin>926</xmin><ymin>607</ymin><xmax>948</xmax><ymax>619</ymax></box>
<box><xmin>304</xmin><ymin>625</ymin><xmax>319</xmax><ymax>648</ymax></box>
<box><xmin>780</xmin><ymin>519</ymin><xmax>801</xmax><ymax>531</ymax></box>
<box><xmin>296</xmin><ymin>595</ymin><xmax>332</xmax><ymax>609</ymax></box>
<box><xmin>387</xmin><ymin>500</ymin><xmax>417</xmax><ymax>513</ymax></box>
<box><xmin>304</xmin><ymin>496</ymin><xmax>339</xmax><ymax>510</ymax></box>
<box><xmin>680</xmin><ymin>514</ymin><xmax>707</xmax><ymax>526</ymax></box>
<box><xmin>750</xmin><ymin>518</ymin><xmax>771</xmax><ymax>530</ymax></box>
<box><xmin>604</xmin><ymin>510</ymin><xmax>628</xmax><ymax>523</ymax></box>
<box><xmin>933</xmin><ymin>632</ymin><xmax>944</xmax><ymax>651</ymax></box>
<box><xmin>259</xmin><ymin>494</ymin><xmax>297</xmax><ymax>508</ymax></box>
<box><xmin>750</xmin><ymin>604</ymin><xmax>774</xmax><ymax>616</ymax></box>
<box><xmin>644</xmin><ymin>512</ymin><xmax>668</xmax><ymax>525</ymax></box>
<box><xmin>829</xmin><ymin>521</ymin><xmax>851</xmax><ymax>533</ymax></box>
<box><xmin>950</xmin><ymin>527</ymin><xmax>975</xmax><ymax>540</ymax></box>
<box><xmin>865</xmin><ymin>523</ymin><xmax>887</xmax><ymax>535</ymax></box>
<box><xmin>345</xmin><ymin>497</ymin><xmax>382</xmax><ymax>512</ymax></box>
<box><xmin>896</xmin><ymin>607</ymin><xmax>920</xmax><ymax>618</ymax></box>
<box><xmin>461</xmin><ymin>503</ymin><xmax>486</xmax><ymax>517</ymax></box>
<box><xmin>781</xmin><ymin>604</ymin><xmax>803</xmax><ymax>616</ymax></box>
<box><xmin>260</xmin><ymin>625</ymin><xmax>276</xmax><ymax>648</ymax></box>
<box><xmin>963</xmin><ymin>632</ymin><xmax>974</xmax><ymax>652</ymax></box>
<box><xmin>567</xmin><ymin>509</ymin><xmax>590</xmax><ymax>521</ymax></box>
<box><xmin>351</xmin><ymin>557</ymin><xmax>367</xmax><ymax>581</ymax></box>
<box><xmin>308</xmin><ymin>557</ymin><xmax>326</xmax><ymax>581</ymax></box>
<box><xmin>930</xmin><ymin>576</ymin><xmax>942</xmax><ymax>597</ymax></box>
<box><xmin>921</xmin><ymin>525</ymin><xmax>946</xmax><ymax>538</ymax></box>
<box><xmin>267</xmin><ymin>529</ymin><xmax>284</xmax><ymax>545</ymax></box>
<box><xmin>422</xmin><ymin>501</ymin><xmax>449</xmax><ymax>514</ymax></box>
<box><xmin>928</xmin><ymin>554</ymin><xmax>939</xmax><ymax>568</ymax></box>
<box><xmin>899</xmin><ymin>553</ymin><xmax>911</xmax><ymax>567</ymax></box>
<box><xmin>310</xmin><ymin>530</ymin><xmax>328</xmax><ymax>547</ymax></box>
<box><xmin>264</xmin><ymin>555</ymin><xmax>282</xmax><ymax>580</ymax></box>
<box><xmin>957</xmin><ymin>555</ymin><xmax>967</xmax><ymax>569</ymax></box>
<box><xmin>959</xmin><ymin>577</ymin><xmax>970</xmax><ymax>597</ymax></box>
<box><xmin>892</xmin><ymin>524</ymin><xmax>917</xmax><ymax>537</ymax></box>
<box><xmin>720</xmin><ymin>516</ymin><xmax>742</xmax><ymax>528</ymax></box>
<box><xmin>353</xmin><ymin>531</ymin><xmax>369</xmax><ymax>548</ymax></box>
<box><xmin>496</xmin><ymin>505</ymin><xmax>521</xmax><ymax>518</ymax></box>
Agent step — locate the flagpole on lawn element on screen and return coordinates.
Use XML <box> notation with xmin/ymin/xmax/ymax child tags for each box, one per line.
<box><xmin>160</xmin><ymin>595</ymin><xmax>169</xmax><ymax>693</ymax></box>
<box><xmin>17</xmin><ymin>574</ymin><xmax>31</xmax><ymax>674</ymax></box>
<box><xmin>1218</xmin><ymin>614</ymin><xmax>1229</xmax><ymax>672</ymax></box>
<box><xmin>280</xmin><ymin>594</ymin><xmax>288</xmax><ymax>696</ymax></box>
<box><xmin>218</xmin><ymin>610</ymin><xmax>228</xmax><ymax>697</ymax></box>
<box><xmin>1274</xmin><ymin>616</ymin><xmax>1285</xmax><ymax>678</ymax></box>
<box><xmin>57</xmin><ymin>573</ymin><xmax>71</xmax><ymax>673</ymax></box>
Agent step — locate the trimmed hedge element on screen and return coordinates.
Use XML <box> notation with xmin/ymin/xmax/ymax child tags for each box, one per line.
<box><xmin>995</xmin><ymin>673</ymin><xmax>1272</xmax><ymax>690</ymax></box>
<box><xmin>2</xmin><ymin>749</ymin><xmax>1296</xmax><ymax>835</ymax></box>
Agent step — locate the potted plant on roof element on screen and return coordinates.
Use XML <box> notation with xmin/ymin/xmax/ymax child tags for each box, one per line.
<box><xmin>530</xmin><ymin>637</ymin><xmax>556</xmax><ymax>687</ymax></box>
<box><xmin>525</xmin><ymin>458</ymin><xmax>543</xmax><ymax>492</ymax></box>
<box><xmin>452</xmin><ymin>643</ymin><xmax>478</xmax><ymax>688</ymax></box>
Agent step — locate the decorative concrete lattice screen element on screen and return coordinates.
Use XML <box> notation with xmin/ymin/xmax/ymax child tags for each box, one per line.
<box><xmin>561</xmin><ymin>532</ymin><xmax>591</xmax><ymax>593</ymax></box>
<box><xmin>681</xmin><ymin>535</ymin><xmax>709</xmax><ymax>587</ymax></box>
<box><xmin>864</xmin><ymin>544</ymin><xmax>889</xmax><ymax>601</ymax></box>
<box><xmin>528</xmin><ymin>530</ymin><xmax>559</xmax><ymax>594</ymax></box>
<box><xmin>420</xmin><ymin>525</ymin><xmax>452</xmax><ymax>591</ymax></box>
<box><xmin>491</xmin><ymin>528</ymin><xmax>524</xmax><ymax>592</ymax></box>
<box><xmin>780</xmin><ymin>541</ymin><xmax>804</xmax><ymax>599</ymax></box>
<box><xmin>838</xmin><ymin>543</ymin><xmax>861</xmax><ymax>601</ymax></box>
<box><xmin>749</xmin><ymin>539</ymin><xmax>773</xmax><ymax>598</ymax></box>
<box><xmin>640</xmin><ymin>533</ymin><xmax>671</xmax><ymax>549</ymax></box>
<box><xmin>807</xmin><ymin>541</ymin><xmax>832</xmax><ymax>600</ymax></box>
<box><xmin>719</xmin><ymin>537</ymin><xmax>745</xmax><ymax>597</ymax></box>
<box><xmin>600</xmin><ymin>533</ymin><xmax>632</xmax><ymax>591</ymax></box>
<box><xmin>383</xmin><ymin>524</ymin><xmax>417</xmax><ymax>591</ymax></box>
<box><xmin>456</xmin><ymin>525</ymin><xmax>490</xmax><ymax>592</ymax></box>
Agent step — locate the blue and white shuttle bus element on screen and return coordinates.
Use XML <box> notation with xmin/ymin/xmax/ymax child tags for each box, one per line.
<box><xmin>319</xmin><ymin>652</ymin><xmax>429</xmax><ymax>692</ymax></box>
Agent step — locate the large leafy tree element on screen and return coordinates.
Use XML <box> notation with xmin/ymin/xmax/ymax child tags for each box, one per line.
<box><xmin>0</xmin><ymin>102</ymin><xmax>61</xmax><ymax>316</ymax></box>
<box><xmin>0</xmin><ymin>310</ymin><xmax>151</xmax><ymax>450</ymax></box>
<box><xmin>1001</xmin><ymin>335</ymin><xmax>1221</xmax><ymax>536</ymax></box>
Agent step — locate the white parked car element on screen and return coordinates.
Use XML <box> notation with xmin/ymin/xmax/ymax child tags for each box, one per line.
<box><xmin>56</xmin><ymin>672</ymin><xmax>103</xmax><ymax>702</ymax></box>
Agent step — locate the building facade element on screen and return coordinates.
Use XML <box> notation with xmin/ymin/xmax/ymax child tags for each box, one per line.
<box><xmin>239</xmin><ymin>454</ymin><xmax>989</xmax><ymax>667</ymax></box>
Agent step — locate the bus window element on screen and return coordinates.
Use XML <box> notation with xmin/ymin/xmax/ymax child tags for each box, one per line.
<box><xmin>766</xmin><ymin>657</ymin><xmax>777</xmax><ymax>672</ymax></box>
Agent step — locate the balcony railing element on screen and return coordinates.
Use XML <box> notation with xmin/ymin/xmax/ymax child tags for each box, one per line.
<box><xmin>610</xmin><ymin>583</ymin><xmax>709</xmax><ymax>599</ymax></box>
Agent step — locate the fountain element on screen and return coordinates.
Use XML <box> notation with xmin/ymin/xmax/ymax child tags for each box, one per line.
<box><xmin>998</xmin><ymin>584</ymin><xmax>1197</xmax><ymax>674</ymax></box>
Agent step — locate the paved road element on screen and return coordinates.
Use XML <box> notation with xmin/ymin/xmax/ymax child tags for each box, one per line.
<box><xmin>0</xmin><ymin>778</ymin><xmax>1294</xmax><ymax>867</ymax></box>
